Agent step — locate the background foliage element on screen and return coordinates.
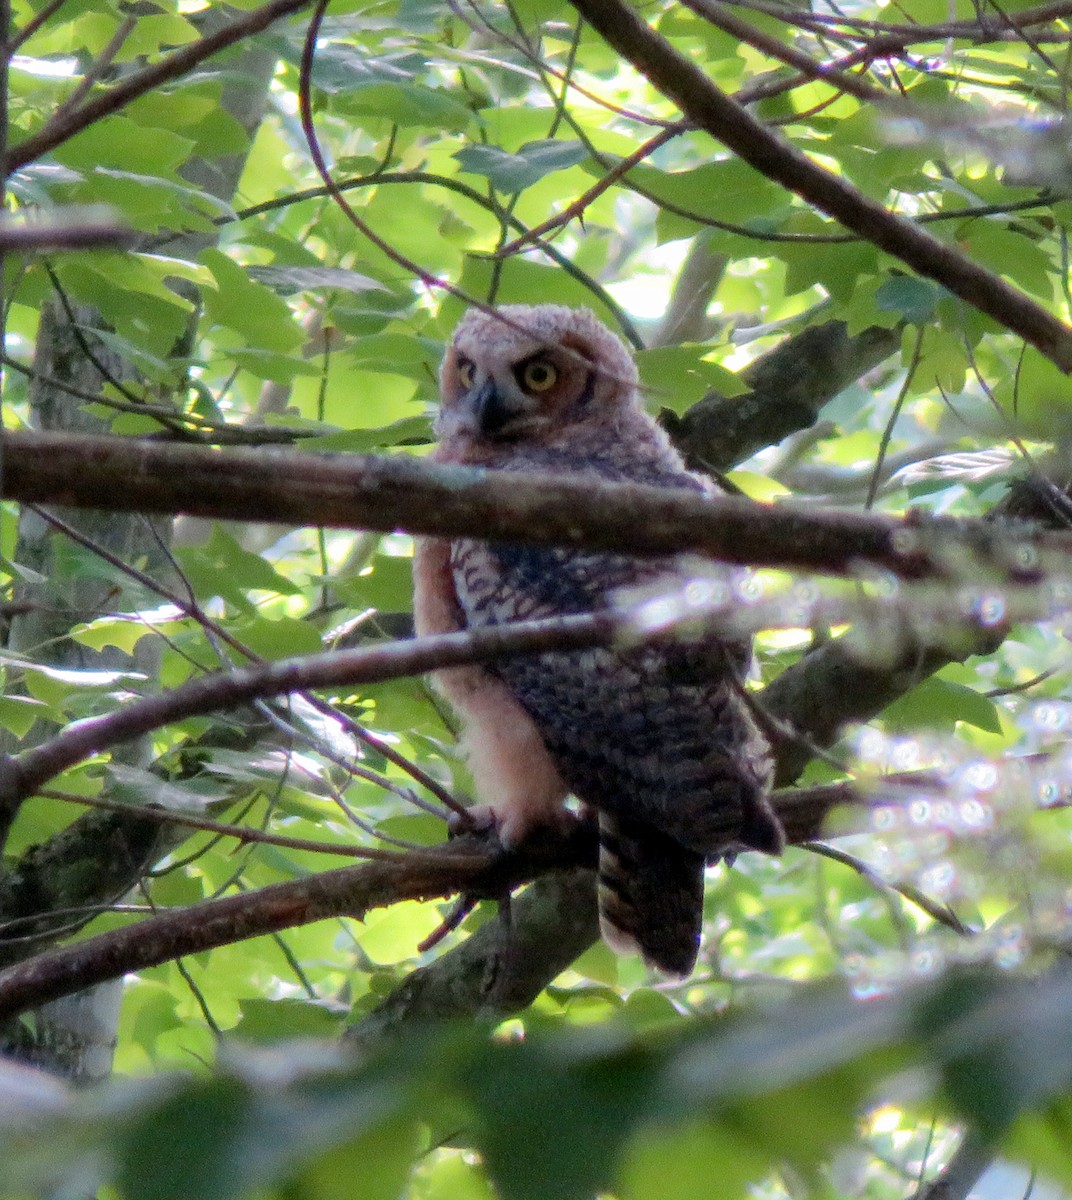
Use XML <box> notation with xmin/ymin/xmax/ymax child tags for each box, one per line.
<box><xmin>3</xmin><ymin>1</ymin><xmax>1072</xmax><ymax>1197</ymax></box>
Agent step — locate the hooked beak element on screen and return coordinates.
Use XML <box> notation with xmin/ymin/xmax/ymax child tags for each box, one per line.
<box><xmin>468</xmin><ymin>376</ymin><xmax>520</xmax><ymax>439</ymax></box>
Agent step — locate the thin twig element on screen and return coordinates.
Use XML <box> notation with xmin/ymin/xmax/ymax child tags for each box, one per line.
<box><xmin>805</xmin><ymin>840</ymin><xmax>975</xmax><ymax>936</ymax></box>
<box><xmin>48</xmin><ymin>15</ymin><xmax>136</xmax><ymax>126</ymax></box>
<box><xmin>36</xmin><ymin>787</ymin><xmax>416</xmax><ymax>862</ymax></box>
<box><xmin>497</xmin><ymin>123</ymin><xmax>686</xmax><ymax>256</ymax></box>
<box><xmin>8</xmin><ymin>0</ymin><xmax>314</xmax><ymax>172</ymax></box>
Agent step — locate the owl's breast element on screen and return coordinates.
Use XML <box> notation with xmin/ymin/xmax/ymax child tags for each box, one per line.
<box><xmin>450</xmin><ymin>538</ymin><xmax>561</xmax><ymax>626</ymax></box>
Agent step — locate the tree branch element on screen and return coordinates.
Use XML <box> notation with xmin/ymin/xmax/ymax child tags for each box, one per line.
<box><xmin>0</xmin><ymin>828</ymin><xmax>596</xmax><ymax>1024</ymax></box>
<box><xmin>665</xmin><ymin>321</ymin><xmax>902</xmax><ymax>471</ymax></box>
<box><xmin>0</xmin><ymin>430</ymin><xmax>1065</xmax><ymax>579</ymax></box>
<box><xmin>7</xmin><ymin>0</ymin><xmax>313</xmax><ymax>173</ymax></box>
<box><xmin>346</xmin><ymin>871</ymin><xmax>601</xmax><ymax>1045</ymax></box>
<box><xmin>566</xmin><ymin>0</ymin><xmax>1072</xmax><ymax>371</ymax></box>
<box><xmin>0</xmin><ymin>615</ymin><xmax>611</xmax><ymax>815</ymax></box>
<box><xmin>0</xmin><ymin>774</ymin><xmax>879</xmax><ymax>1023</ymax></box>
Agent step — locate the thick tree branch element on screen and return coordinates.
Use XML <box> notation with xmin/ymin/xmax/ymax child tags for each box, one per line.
<box><xmin>0</xmin><ymin>829</ymin><xmax>596</xmax><ymax>1024</ymax></box>
<box><xmin>665</xmin><ymin>321</ymin><xmax>902</xmax><ymax>470</ymax></box>
<box><xmin>346</xmin><ymin>872</ymin><xmax>602</xmax><ymax>1045</ymax></box>
<box><xmin>566</xmin><ymin>0</ymin><xmax>1072</xmax><ymax>372</ymax></box>
<box><xmin>0</xmin><ymin>430</ymin><xmax>1065</xmax><ymax>579</ymax></box>
<box><xmin>0</xmin><ymin>777</ymin><xmax>875</xmax><ymax>1023</ymax></box>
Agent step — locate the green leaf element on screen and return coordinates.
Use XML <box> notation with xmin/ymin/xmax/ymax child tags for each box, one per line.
<box><xmin>235</xmin><ymin>999</ymin><xmax>346</xmax><ymax>1041</ymax></box>
<box><xmin>117</xmin><ymin>1076</ymin><xmax>255</xmax><ymax>1200</ymax></box>
<box><xmin>624</xmin><ymin>159</ymin><xmax>786</xmax><ymax>229</ymax></box>
<box><xmin>308</xmin><ymin>415</ymin><xmax>433</xmax><ymax>452</ymax></box>
<box><xmin>881</xmin><ymin>677</ymin><xmax>1003</xmax><ymax>734</ymax></box>
<box><xmin>233</xmin><ymin>614</ymin><xmax>324</xmax><ymax>660</ymax></box>
<box><xmin>876</xmin><ymin>275</ymin><xmax>941</xmax><ymax>324</ymax></box>
<box><xmin>176</xmin><ymin>526</ymin><xmax>303</xmax><ymax>613</ymax></box>
<box><xmin>1008</xmin><ymin>1098</ymin><xmax>1072</xmax><ymax>1188</ymax></box>
<box><xmin>297</xmin><ymin>1115</ymin><xmax>421</xmax><ymax>1200</ymax></box>
<box><xmin>0</xmin><ymin>694</ymin><xmax>47</xmax><ymax>738</ymax></box>
<box><xmin>635</xmin><ymin>345</ymin><xmax>743</xmax><ymax>414</ymax></box>
<box><xmin>54</xmin><ymin>114</ymin><xmax>193</xmax><ymax>178</ymax></box>
<box><xmin>200</xmin><ymin>248</ymin><xmax>304</xmax><ymax>353</ymax></box>
<box><xmin>460</xmin><ymin>1038</ymin><xmax>655</xmax><ymax>1200</ymax></box>
<box><xmin>454</xmin><ymin>140</ymin><xmax>588</xmax><ymax>192</ymax></box>
<box><xmin>412</xmin><ymin>1151</ymin><xmax>499</xmax><ymax>1200</ymax></box>
<box><xmin>343</xmin><ymin>82</ymin><xmax>473</xmax><ymax>132</ymax></box>
<box><xmin>72</xmin><ymin>613</ymin><xmax>181</xmax><ymax>654</ymax></box>
<box><xmin>962</xmin><ymin>222</ymin><xmax>1054</xmax><ymax>298</ymax></box>
<box><xmin>619</xmin><ymin>1118</ymin><xmax>765</xmax><ymax>1200</ymax></box>
<box><xmin>338</xmin><ymin>552</ymin><xmax>418</xmax><ymax>612</ymax></box>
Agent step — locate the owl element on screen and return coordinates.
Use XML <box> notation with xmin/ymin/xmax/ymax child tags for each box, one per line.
<box><xmin>412</xmin><ymin>304</ymin><xmax>783</xmax><ymax>976</ymax></box>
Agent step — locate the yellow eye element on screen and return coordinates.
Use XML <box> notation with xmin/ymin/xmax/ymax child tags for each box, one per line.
<box><xmin>521</xmin><ymin>359</ymin><xmax>557</xmax><ymax>392</ymax></box>
<box><xmin>457</xmin><ymin>359</ymin><xmax>475</xmax><ymax>388</ymax></box>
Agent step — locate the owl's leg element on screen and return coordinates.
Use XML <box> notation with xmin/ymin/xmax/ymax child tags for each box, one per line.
<box><xmin>414</xmin><ymin>535</ymin><xmax>570</xmax><ymax>844</ymax></box>
<box><xmin>459</xmin><ymin>680</ymin><xmax>570</xmax><ymax>846</ymax></box>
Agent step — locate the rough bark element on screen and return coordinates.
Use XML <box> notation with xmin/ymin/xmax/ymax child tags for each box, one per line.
<box><xmin>665</xmin><ymin>321</ymin><xmax>902</xmax><ymax>471</ymax></box>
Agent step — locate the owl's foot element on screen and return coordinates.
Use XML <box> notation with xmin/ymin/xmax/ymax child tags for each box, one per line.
<box><xmin>448</xmin><ymin>802</ymin><xmax>577</xmax><ymax>849</ymax></box>
<box><xmin>447</xmin><ymin>804</ymin><xmax>498</xmax><ymax>839</ymax></box>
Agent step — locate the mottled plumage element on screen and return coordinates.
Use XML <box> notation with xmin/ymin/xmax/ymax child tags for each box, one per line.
<box><xmin>413</xmin><ymin>304</ymin><xmax>782</xmax><ymax>975</ymax></box>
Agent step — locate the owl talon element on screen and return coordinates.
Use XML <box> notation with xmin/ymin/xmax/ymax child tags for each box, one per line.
<box><xmin>448</xmin><ymin>805</ymin><xmax>498</xmax><ymax>839</ymax></box>
<box><xmin>449</xmin><ymin>803</ymin><xmax>578</xmax><ymax>850</ymax></box>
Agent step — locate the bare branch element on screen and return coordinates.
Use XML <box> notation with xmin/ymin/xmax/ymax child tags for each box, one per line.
<box><xmin>0</xmin><ymin>211</ymin><xmax>135</xmax><ymax>251</ymax></box>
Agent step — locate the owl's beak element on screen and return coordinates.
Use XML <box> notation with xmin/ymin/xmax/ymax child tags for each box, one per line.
<box><xmin>468</xmin><ymin>377</ymin><xmax>519</xmax><ymax>439</ymax></box>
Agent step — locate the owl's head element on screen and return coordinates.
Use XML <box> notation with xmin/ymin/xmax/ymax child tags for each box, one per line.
<box><xmin>437</xmin><ymin>304</ymin><xmax>639</xmax><ymax>449</ymax></box>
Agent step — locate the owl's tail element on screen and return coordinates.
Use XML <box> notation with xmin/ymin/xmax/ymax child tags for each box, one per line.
<box><xmin>597</xmin><ymin>812</ymin><xmax>706</xmax><ymax>977</ymax></box>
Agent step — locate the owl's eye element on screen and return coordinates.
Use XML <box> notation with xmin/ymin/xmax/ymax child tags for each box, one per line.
<box><xmin>457</xmin><ymin>358</ymin><xmax>475</xmax><ymax>388</ymax></box>
<box><xmin>520</xmin><ymin>359</ymin><xmax>558</xmax><ymax>392</ymax></box>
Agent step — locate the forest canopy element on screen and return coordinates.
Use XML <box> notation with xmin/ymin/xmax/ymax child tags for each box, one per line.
<box><xmin>2</xmin><ymin>2</ymin><xmax>1072</xmax><ymax>1199</ymax></box>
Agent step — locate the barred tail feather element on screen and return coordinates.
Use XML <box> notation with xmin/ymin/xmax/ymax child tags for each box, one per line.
<box><xmin>597</xmin><ymin>813</ymin><xmax>706</xmax><ymax>978</ymax></box>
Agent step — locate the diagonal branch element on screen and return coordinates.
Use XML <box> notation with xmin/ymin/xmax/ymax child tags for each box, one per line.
<box><xmin>566</xmin><ymin>0</ymin><xmax>1072</xmax><ymax>372</ymax></box>
<box><xmin>7</xmin><ymin>0</ymin><xmax>313</xmax><ymax>172</ymax></box>
<box><xmin>0</xmin><ymin>615</ymin><xmax>611</xmax><ymax>815</ymax></box>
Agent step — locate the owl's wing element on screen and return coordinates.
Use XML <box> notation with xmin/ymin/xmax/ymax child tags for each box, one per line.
<box><xmin>461</xmin><ymin>540</ymin><xmax>782</xmax><ymax>860</ymax></box>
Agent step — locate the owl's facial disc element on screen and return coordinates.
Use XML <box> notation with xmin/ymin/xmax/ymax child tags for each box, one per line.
<box><xmin>456</xmin><ymin>354</ymin><xmax>551</xmax><ymax>441</ymax></box>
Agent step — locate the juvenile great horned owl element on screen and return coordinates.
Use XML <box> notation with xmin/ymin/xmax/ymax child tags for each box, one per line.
<box><xmin>412</xmin><ymin>304</ymin><xmax>783</xmax><ymax>975</ymax></box>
